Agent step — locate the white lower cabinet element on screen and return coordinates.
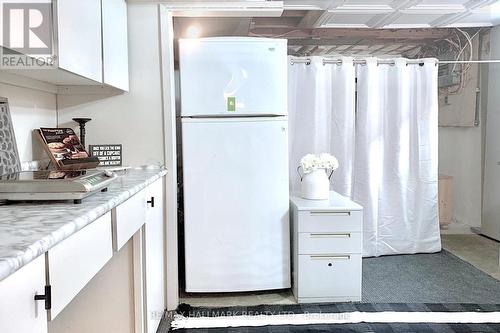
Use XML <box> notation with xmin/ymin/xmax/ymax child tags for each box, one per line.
<box><xmin>0</xmin><ymin>255</ymin><xmax>47</xmax><ymax>333</ymax></box>
<box><xmin>47</xmin><ymin>212</ymin><xmax>113</xmax><ymax>320</ymax></box>
<box><xmin>0</xmin><ymin>178</ymin><xmax>167</xmax><ymax>333</ymax></box>
<box><xmin>144</xmin><ymin>178</ymin><xmax>166</xmax><ymax>333</ymax></box>
<box><xmin>291</xmin><ymin>192</ymin><xmax>363</xmax><ymax>303</ymax></box>
<box><xmin>113</xmin><ymin>190</ymin><xmax>147</xmax><ymax>251</ymax></box>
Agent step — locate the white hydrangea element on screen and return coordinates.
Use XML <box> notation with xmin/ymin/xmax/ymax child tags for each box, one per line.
<box><xmin>300</xmin><ymin>153</ymin><xmax>339</xmax><ymax>173</ymax></box>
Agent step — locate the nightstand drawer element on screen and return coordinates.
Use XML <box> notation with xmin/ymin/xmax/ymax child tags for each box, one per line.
<box><xmin>297</xmin><ymin>254</ymin><xmax>361</xmax><ymax>298</ymax></box>
<box><xmin>298</xmin><ymin>210</ymin><xmax>362</xmax><ymax>233</ymax></box>
<box><xmin>298</xmin><ymin>232</ymin><xmax>362</xmax><ymax>254</ymax></box>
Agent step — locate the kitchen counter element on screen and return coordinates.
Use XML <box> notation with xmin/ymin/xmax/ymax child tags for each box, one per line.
<box><xmin>0</xmin><ymin>167</ymin><xmax>167</xmax><ymax>282</ymax></box>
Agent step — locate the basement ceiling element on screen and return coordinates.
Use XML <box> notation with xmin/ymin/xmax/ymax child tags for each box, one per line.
<box><xmin>281</xmin><ymin>0</ymin><xmax>500</xmax><ymax>29</ymax></box>
<box><xmin>171</xmin><ymin>0</ymin><xmax>500</xmax><ymax>28</ymax></box>
<box><xmin>173</xmin><ymin>0</ymin><xmax>499</xmax><ymax>56</ymax></box>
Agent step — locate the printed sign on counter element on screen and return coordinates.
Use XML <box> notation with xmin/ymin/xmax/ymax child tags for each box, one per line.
<box><xmin>89</xmin><ymin>144</ymin><xmax>122</xmax><ymax>166</ymax></box>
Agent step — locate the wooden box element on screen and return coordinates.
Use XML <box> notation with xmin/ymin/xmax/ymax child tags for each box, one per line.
<box><xmin>438</xmin><ymin>175</ymin><xmax>453</xmax><ymax>228</ymax></box>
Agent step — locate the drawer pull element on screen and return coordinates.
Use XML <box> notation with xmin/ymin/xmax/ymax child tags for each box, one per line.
<box><xmin>310</xmin><ymin>233</ymin><xmax>351</xmax><ymax>238</ymax></box>
<box><xmin>310</xmin><ymin>211</ymin><xmax>350</xmax><ymax>217</ymax></box>
<box><xmin>34</xmin><ymin>285</ymin><xmax>51</xmax><ymax>310</ymax></box>
<box><xmin>310</xmin><ymin>255</ymin><xmax>350</xmax><ymax>260</ymax></box>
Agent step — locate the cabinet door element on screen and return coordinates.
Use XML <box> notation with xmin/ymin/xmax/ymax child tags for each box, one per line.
<box><xmin>57</xmin><ymin>0</ymin><xmax>102</xmax><ymax>82</ymax></box>
<box><xmin>483</xmin><ymin>54</ymin><xmax>500</xmax><ymax>240</ymax></box>
<box><xmin>483</xmin><ymin>27</ymin><xmax>500</xmax><ymax>241</ymax></box>
<box><xmin>48</xmin><ymin>213</ymin><xmax>113</xmax><ymax>320</ymax></box>
<box><xmin>0</xmin><ymin>255</ymin><xmax>47</xmax><ymax>333</ymax></box>
<box><xmin>144</xmin><ymin>178</ymin><xmax>166</xmax><ymax>333</ymax></box>
<box><xmin>113</xmin><ymin>190</ymin><xmax>147</xmax><ymax>251</ymax></box>
<box><xmin>102</xmin><ymin>0</ymin><xmax>129</xmax><ymax>90</ymax></box>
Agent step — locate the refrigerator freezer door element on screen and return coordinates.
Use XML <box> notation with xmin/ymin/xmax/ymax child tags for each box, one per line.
<box><xmin>182</xmin><ymin>117</ymin><xmax>290</xmax><ymax>292</ymax></box>
<box><xmin>179</xmin><ymin>37</ymin><xmax>287</xmax><ymax>117</ymax></box>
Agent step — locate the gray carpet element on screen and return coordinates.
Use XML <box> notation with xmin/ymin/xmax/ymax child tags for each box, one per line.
<box><xmin>362</xmin><ymin>250</ymin><xmax>500</xmax><ymax>303</ymax></box>
<box><xmin>166</xmin><ymin>251</ymin><xmax>500</xmax><ymax>332</ymax></box>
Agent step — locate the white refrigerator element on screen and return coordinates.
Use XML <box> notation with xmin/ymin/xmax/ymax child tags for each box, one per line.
<box><xmin>180</xmin><ymin>37</ymin><xmax>290</xmax><ymax>292</ymax></box>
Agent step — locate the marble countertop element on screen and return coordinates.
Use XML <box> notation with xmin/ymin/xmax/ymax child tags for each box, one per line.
<box><xmin>0</xmin><ymin>167</ymin><xmax>167</xmax><ymax>282</ymax></box>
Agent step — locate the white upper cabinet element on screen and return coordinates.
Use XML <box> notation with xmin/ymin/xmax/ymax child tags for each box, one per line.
<box><xmin>0</xmin><ymin>0</ymin><xmax>129</xmax><ymax>90</ymax></box>
<box><xmin>102</xmin><ymin>0</ymin><xmax>129</xmax><ymax>91</ymax></box>
<box><xmin>57</xmin><ymin>0</ymin><xmax>103</xmax><ymax>83</ymax></box>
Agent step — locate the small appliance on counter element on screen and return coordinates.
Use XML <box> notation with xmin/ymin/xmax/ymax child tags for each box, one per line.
<box><xmin>0</xmin><ymin>169</ymin><xmax>117</xmax><ymax>204</ymax></box>
<box><xmin>0</xmin><ymin>104</ymin><xmax>115</xmax><ymax>204</ymax></box>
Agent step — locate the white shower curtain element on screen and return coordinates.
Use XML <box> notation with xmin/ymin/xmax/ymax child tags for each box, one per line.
<box><xmin>288</xmin><ymin>56</ymin><xmax>441</xmax><ymax>257</ymax></box>
<box><xmin>288</xmin><ymin>56</ymin><xmax>356</xmax><ymax>197</ymax></box>
<box><xmin>355</xmin><ymin>58</ymin><xmax>441</xmax><ymax>256</ymax></box>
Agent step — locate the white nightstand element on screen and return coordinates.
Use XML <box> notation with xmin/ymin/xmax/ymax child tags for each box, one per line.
<box><xmin>290</xmin><ymin>191</ymin><xmax>363</xmax><ymax>303</ymax></box>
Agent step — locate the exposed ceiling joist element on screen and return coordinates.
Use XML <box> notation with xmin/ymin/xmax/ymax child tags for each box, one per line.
<box><xmin>248</xmin><ymin>28</ymin><xmax>454</xmax><ymax>40</ymax></box>
<box><xmin>252</xmin><ymin>16</ymin><xmax>302</xmax><ymax>28</ymax></box>
<box><xmin>290</xmin><ymin>0</ymin><xmax>500</xmax><ymax>29</ymax></box>
<box><xmin>297</xmin><ymin>10</ymin><xmax>325</xmax><ymax>28</ymax></box>
<box><xmin>234</xmin><ymin>18</ymin><xmax>252</xmax><ymax>35</ymax></box>
<box><xmin>173</xmin><ymin>0</ymin><xmax>494</xmax><ymax>57</ymax></box>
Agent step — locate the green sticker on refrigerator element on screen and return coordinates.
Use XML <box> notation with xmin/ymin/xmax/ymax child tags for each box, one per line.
<box><xmin>227</xmin><ymin>96</ymin><xmax>236</xmax><ymax>112</ymax></box>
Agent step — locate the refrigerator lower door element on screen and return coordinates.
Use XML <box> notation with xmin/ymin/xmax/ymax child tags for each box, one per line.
<box><xmin>182</xmin><ymin>117</ymin><xmax>290</xmax><ymax>292</ymax></box>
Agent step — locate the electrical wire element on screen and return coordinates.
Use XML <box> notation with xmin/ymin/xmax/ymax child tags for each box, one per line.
<box><xmin>248</xmin><ymin>29</ymin><xmax>303</xmax><ymax>39</ymax></box>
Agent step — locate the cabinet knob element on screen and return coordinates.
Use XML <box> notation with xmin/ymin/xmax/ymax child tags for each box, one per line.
<box><xmin>147</xmin><ymin>196</ymin><xmax>155</xmax><ymax>208</ymax></box>
<box><xmin>34</xmin><ymin>285</ymin><xmax>51</xmax><ymax>310</ymax></box>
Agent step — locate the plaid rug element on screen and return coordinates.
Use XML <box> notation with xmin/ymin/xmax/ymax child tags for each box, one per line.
<box><xmin>168</xmin><ymin>303</ymin><xmax>500</xmax><ymax>333</ymax></box>
<box><xmin>171</xmin><ymin>322</ymin><xmax>500</xmax><ymax>332</ymax></box>
<box><xmin>177</xmin><ymin>302</ymin><xmax>500</xmax><ymax>317</ymax></box>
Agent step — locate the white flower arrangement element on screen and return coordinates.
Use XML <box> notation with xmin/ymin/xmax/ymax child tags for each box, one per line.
<box><xmin>300</xmin><ymin>153</ymin><xmax>339</xmax><ymax>174</ymax></box>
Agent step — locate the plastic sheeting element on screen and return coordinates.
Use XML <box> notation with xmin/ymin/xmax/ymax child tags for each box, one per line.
<box><xmin>288</xmin><ymin>56</ymin><xmax>441</xmax><ymax>257</ymax></box>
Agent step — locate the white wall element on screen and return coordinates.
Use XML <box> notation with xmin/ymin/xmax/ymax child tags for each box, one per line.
<box><xmin>437</xmin><ymin>33</ymin><xmax>487</xmax><ymax>233</ymax></box>
<box><xmin>0</xmin><ymin>83</ymin><xmax>57</xmax><ymax>163</ymax></box>
<box><xmin>57</xmin><ymin>3</ymin><xmax>165</xmax><ymax>167</ymax></box>
<box><xmin>439</xmin><ymin>126</ymin><xmax>483</xmax><ymax>231</ymax></box>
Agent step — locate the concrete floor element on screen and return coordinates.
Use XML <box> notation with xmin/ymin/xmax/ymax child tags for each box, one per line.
<box><xmin>180</xmin><ymin>234</ymin><xmax>500</xmax><ymax>307</ymax></box>
<box><xmin>180</xmin><ymin>290</ymin><xmax>295</xmax><ymax>307</ymax></box>
<box><xmin>441</xmin><ymin>234</ymin><xmax>500</xmax><ymax>280</ymax></box>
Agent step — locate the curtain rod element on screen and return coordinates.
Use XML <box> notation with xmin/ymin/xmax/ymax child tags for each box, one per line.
<box><xmin>289</xmin><ymin>58</ymin><xmax>500</xmax><ymax>66</ymax></box>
